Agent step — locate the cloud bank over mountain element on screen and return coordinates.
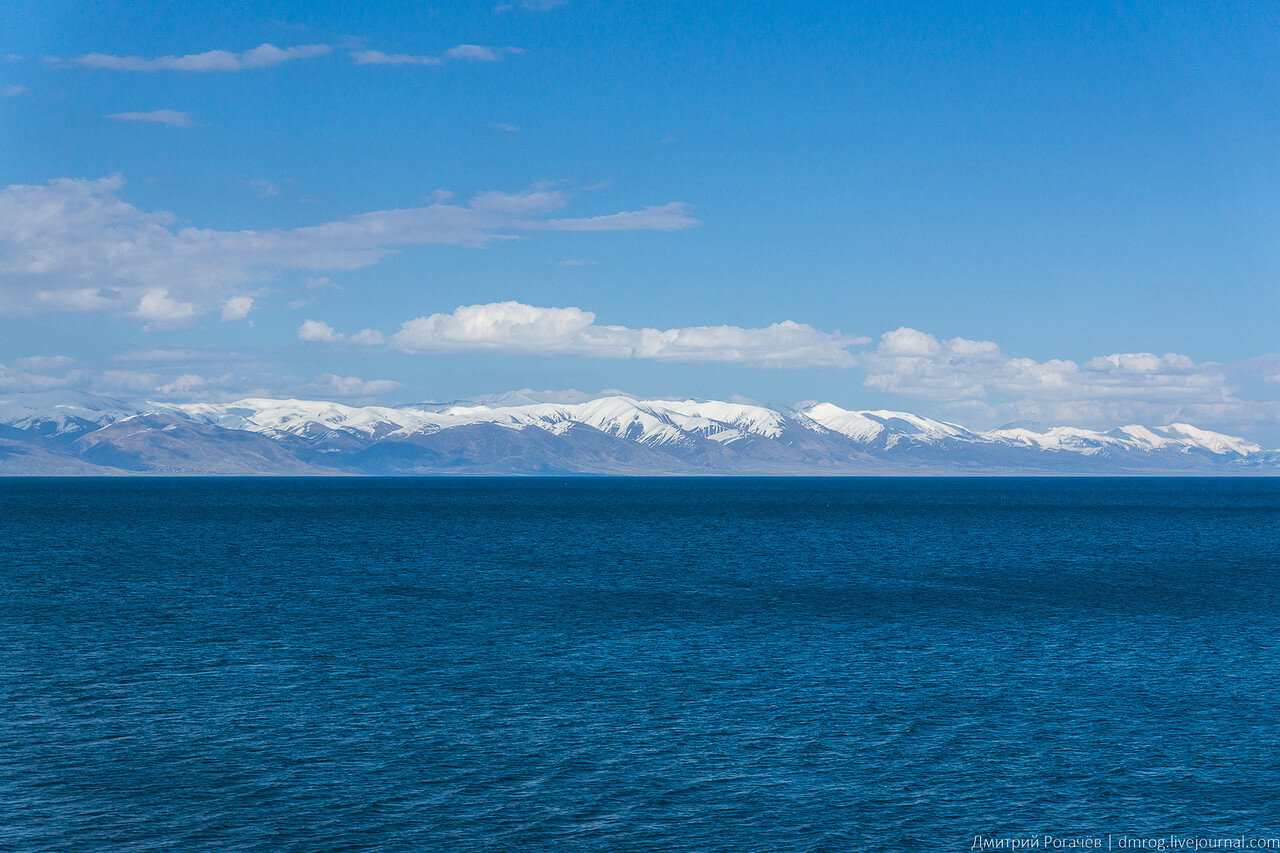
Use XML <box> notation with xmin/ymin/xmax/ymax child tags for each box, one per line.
<box><xmin>2</xmin><ymin>170</ymin><xmax>1273</xmax><ymax>442</ymax></box>
<box><xmin>291</xmin><ymin>301</ymin><xmax>1277</xmax><ymax>436</ymax></box>
<box><xmin>300</xmin><ymin>302</ymin><xmax>863</xmax><ymax>368</ymax></box>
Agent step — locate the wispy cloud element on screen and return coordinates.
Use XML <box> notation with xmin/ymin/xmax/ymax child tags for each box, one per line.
<box><xmin>490</xmin><ymin>122</ymin><xmax>521</xmax><ymax>132</ymax></box>
<box><xmin>350</xmin><ymin>51</ymin><xmax>443</xmax><ymax>67</ymax></box>
<box><xmin>15</xmin><ymin>355</ymin><xmax>75</xmax><ymax>371</ymax></box>
<box><xmin>444</xmin><ymin>45</ymin><xmax>501</xmax><ymax>62</ymax></box>
<box><xmin>495</xmin><ymin>0</ymin><xmax>568</xmax><ymax>11</ymax></box>
<box><xmin>2</xmin><ymin>84</ymin><xmax>25</xmax><ymax>97</ymax></box>
<box><xmin>0</xmin><ymin>356</ymin><xmax>85</xmax><ymax>392</ymax></box>
<box><xmin>0</xmin><ymin>360</ymin><xmax>84</xmax><ymax>391</ymax></box>
<box><xmin>63</xmin><ymin>43</ymin><xmax>331</xmax><ymax>72</ymax></box>
<box><xmin>1</xmin><ymin>349</ymin><xmax>295</xmax><ymax>402</ymax></box>
<box><xmin>522</xmin><ymin>203</ymin><xmax>695</xmax><ymax>232</ymax></box>
<box><xmin>311</xmin><ymin>374</ymin><xmax>403</xmax><ymax>397</ymax></box>
<box><xmin>352</xmin><ymin>45</ymin><xmax>521</xmax><ymax>66</ymax></box>
<box><xmin>0</xmin><ymin>176</ymin><xmax>698</xmax><ymax>324</ymax></box>
<box><xmin>248</xmin><ymin>177</ymin><xmax>279</xmax><ymax>198</ymax></box>
<box><xmin>114</xmin><ymin>348</ymin><xmax>216</xmax><ymax>364</ymax></box>
<box><xmin>286</xmin><ymin>276</ymin><xmax>340</xmax><ymax>309</ymax></box>
<box><xmin>107</xmin><ymin>109</ymin><xmax>195</xmax><ymax>127</ymax></box>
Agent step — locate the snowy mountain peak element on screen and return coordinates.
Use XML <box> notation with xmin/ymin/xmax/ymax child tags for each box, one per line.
<box><xmin>0</xmin><ymin>390</ymin><xmax>1272</xmax><ymax>474</ymax></box>
<box><xmin>0</xmin><ymin>390</ymin><xmax>138</xmax><ymax>435</ymax></box>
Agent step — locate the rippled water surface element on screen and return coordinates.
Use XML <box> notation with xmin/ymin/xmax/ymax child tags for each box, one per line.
<box><xmin>3</xmin><ymin>477</ymin><xmax>1280</xmax><ymax>851</ymax></box>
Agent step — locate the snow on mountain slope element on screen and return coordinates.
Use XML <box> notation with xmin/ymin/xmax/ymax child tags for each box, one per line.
<box><xmin>798</xmin><ymin>403</ymin><xmax>886</xmax><ymax>443</ymax></box>
<box><xmin>163</xmin><ymin>398</ymin><xmax>433</xmax><ymax>442</ymax></box>
<box><xmin>0</xmin><ymin>390</ymin><xmax>139</xmax><ymax>436</ymax></box>
<box><xmin>657</xmin><ymin>400</ymin><xmax>793</xmax><ymax>440</ymax></box>
<box><xmin>0</xmin><ymin>390</ymin><xmax>1271</xmax><ymax>473</ymax></box>
<box><xmin>1156</xmin><ymin>424</ymin><xmax>1260</xmax><ymax>456</ymax></box>
<box><xmin>985</xmin><ymin>423</ymin><xmax>1260</xmax><ymax>456</ymax></box>
<box><xmin>800</xmin><ymin>403</ymin><xmax>980</xmax><ymax>446</ymax></box>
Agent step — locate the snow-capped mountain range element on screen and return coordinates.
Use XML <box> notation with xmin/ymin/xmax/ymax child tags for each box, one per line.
<box><xmin>0</xmin><ymin>390</ymin><xmax>1276</xmax><ymax>475</ymax></box>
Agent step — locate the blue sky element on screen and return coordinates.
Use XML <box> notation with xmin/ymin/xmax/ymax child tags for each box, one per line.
<box><xmin>3</xmin><ymin>0</ymin><xmax>1279</xmax><ymax>439</ymax></box>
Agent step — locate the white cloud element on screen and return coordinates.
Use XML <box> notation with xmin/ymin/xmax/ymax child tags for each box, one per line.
<box><xmin>0</xmin><ymin>176</ymin><xmax>697</xmax><ymax>323</ymax></box>
<box><xmin>67</xmin><ymin>44</ymin><xmax>331</xmax><ymax>72</ymax></box>
<box><xmin>307</xmin><ymin>301</ymin><xmax>865</xmax><ymax>368</ymax></box>
<box><xmin>1085</xmin><ymin>352</ymin><xmax>1195</xmax><ymax>375</ymax></box>
<box><xmin>298</xmin><ymin>319</ymin><xmax>342</xmax><ymax>342</ymax></box>
<box><xmin>3</xmin><ymin>84</ymin><xmax>25</xmax><ymax>96</ymax></box>
<box><xmin>860</xmin><ymin>327</ymin><xmax>1227</xmax><ymax>405</ymax></box>
<box><xmin>220</xmin><ymin>296</ymin><xmax>254</xmax><ymax>322</ymax></box>
<box><xmin>297</xmin><ymin>320</ymin><xmax>384</xmax><ymax>345</ymax></box>
<box><xmin>852</xmin><ymin>326</ymin><xmax>1280</xmax><ymax>431</ymax></box>
<box><xmin>135</xmin><ymin>288</ymin><xmax>199</xmax><ymax>330</ymax></box>
<box><xmin>491</xmin><ymin>122</ymin><xmax>521</xmax><ymax>132</ymax></box>
<box><xmin>312</xmin><ymin>374</ymin><xmax>403</xmax><ymax>397</ymax></box>
<box><xmin>394</xmin><ymin>303</ymin><xmax>602</xmax><ymax>354</ymax></box>
<box><xmin>349</xmin><ymin>328</ymin><xmax>386</xmax><ymax>345</ymax></box>
<box><xmin>156</xmin><ymin>373</ymin><xmax>206</xmax><ymax>395</ymax></box>
<box><xmin>107</xmin><ymin>109</ymin><xmax>194</xmax><ymax>127</ymax></box>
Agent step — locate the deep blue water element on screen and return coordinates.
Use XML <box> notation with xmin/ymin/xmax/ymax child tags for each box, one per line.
<box><xmin>2</xmin><ymin>477</ymin><xmax>1280</xmax><ymax>852</ymax></box>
